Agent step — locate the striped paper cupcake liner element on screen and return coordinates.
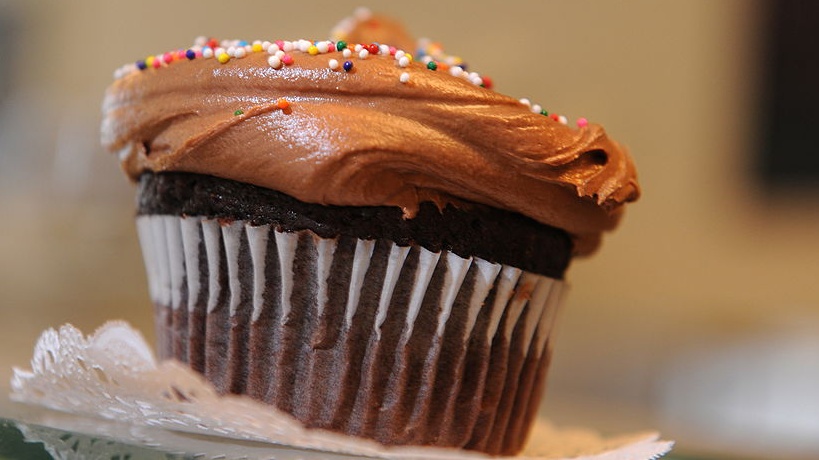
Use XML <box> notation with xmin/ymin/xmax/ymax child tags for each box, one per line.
<box><xmin>136</xmin><ymin>214</ymin><xmax>564</xmax><ymax>455</ymax></box>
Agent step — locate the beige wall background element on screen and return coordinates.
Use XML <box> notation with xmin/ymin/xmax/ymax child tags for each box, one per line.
<box><xmin>1</xmin><ymin>0</ymin><xmax>817</xmax><ymax>458</ymax></box>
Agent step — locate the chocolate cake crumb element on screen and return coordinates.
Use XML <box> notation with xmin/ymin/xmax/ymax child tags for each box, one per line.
<box><xmin>137</xmin><ymin>172</ymin><xmax>573</xmax><ymax>278</ymax></box>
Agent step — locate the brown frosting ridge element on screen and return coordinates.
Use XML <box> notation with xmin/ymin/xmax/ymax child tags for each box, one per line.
<box><xmin>101</xmin><ymin>19</ymin><xmax>639</xmax><ymax>255</ymax></box>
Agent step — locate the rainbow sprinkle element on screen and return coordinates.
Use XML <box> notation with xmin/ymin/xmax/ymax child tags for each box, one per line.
<box><xmin>112</xmin><ymin>25</ymin><xmax>590</xmax><ymax>129</ymax></box>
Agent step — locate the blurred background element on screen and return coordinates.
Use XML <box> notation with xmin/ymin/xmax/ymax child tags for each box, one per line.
<box><xmin>0</xmin><ymin>0</ymin><xmax>817</xmax><ymax>458</ymax></box>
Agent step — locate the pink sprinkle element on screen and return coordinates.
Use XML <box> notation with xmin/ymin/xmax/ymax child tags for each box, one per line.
<box><xmin>281</xmin><ymin>54</ymin><xmax>294</xmax><ymax>65</ymax></box>
<box><xmin>389</xmin><ymin>46</ymin><xmax>397</xmax><ymax>56</ymax></box>
<box><xmin>328</xmin><ymin>42</ymin><xmax>336</xmax><ymax>52</ymax></box>
<box><xmin>176</xmin><ymin>49</ymin><xmax>187</xmax><ymax>60</ymax></box>
<box><xmin>162</xmin><ymin>52</ymin><xmax>174</xmax><ymax>64</ymax></box>
<box><xmin>577</xmin><ymin>117</ymin><xmax>588</xmax><ymax>128</ymax></box>
<box><xmin>195</xmin><ymin>50</ymin><xmax>203</xmax><ymax>58</ymax></box>
<box><xmin>275</xmin><ymin>40</ymin><xmax>285</xmax><ymax>50</ymax></box>
<box><xmin>152</xmin><ymin>58</ymin><xmax>162</xmax><ymax>69</ymax></box>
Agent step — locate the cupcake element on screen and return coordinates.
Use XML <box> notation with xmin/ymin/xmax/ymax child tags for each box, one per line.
<box><xmin>101</xmin><ymin>9</ymin><xmax>639</xmax><ymax>456</ymax></box>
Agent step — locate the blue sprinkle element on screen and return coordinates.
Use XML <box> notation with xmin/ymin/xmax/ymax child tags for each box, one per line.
<box><xmin>343</xmin><ymin>60</ymin><xmax>354</xmax><ymax>72</ymax></box>
<box><xmin>185</xmin><ymin>49</ymin><xmax>196</xmax><ymax>60</ymax></box>
<box><xmin>136</xmin><ymin>60</ymin><xmax>147</xmax><ymax>70</ymax></box>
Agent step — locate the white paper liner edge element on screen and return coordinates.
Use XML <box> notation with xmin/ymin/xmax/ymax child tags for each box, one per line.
<box><xmin>9</xmin><ymin>321</ymin><xmax>673</xmax><ymax>460</ymax></box>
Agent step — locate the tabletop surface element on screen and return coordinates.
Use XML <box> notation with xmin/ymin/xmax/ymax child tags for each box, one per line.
<box><xmin>0</xmin><ymin>416</ymin><xmax>739</xmax><ymax>460</ymax></box>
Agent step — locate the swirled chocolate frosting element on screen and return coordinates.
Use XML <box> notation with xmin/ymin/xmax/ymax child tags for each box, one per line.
<box><xmin>102</xmin><ymin>13</ymin><xmax>639</xmax><ymax>255</ymax></box>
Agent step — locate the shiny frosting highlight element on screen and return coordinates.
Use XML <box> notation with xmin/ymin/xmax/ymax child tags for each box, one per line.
<box><xmin>102</xmin><ymin>14</ymin><xmax>639</xmax><ymax>255</ymax></box>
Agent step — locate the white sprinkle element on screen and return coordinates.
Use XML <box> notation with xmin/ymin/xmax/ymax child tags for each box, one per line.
<box><xmin>227</xmin><ymin>46</ymin><xmax>237</xmax><ymax>58</ymax></box>
<box><xmin>400</xmin><ymin>72</ymin><xmax>410</xmax><ymax>83</ymax></box>
<box><xmin>342</xmin><ymin>48</ymin><xmax>352</xmax><ymax>58</ymax></box>
<box><xmin>202</xmin><ymin>47</ymin><xmax>214</xmax><ymax>59</ymax></box>
<box><xmin>275</xmin><ymin>50</ymin><xmax>285</xmax><ymax>59</ymax></box>
<box><xmin>449</xmin><ymin>66</ymin><xmax>464</xmax><ymax>77</ymax></box>
<box><xmin>329</xmin><ymin>59</ymin><xmax>340</xmax><ymax>70</ymax></box>
<box><xmin>519</xmin><ymin>98</ymin><xmax>531</xmax><ymax>107</ymax></box>
<box><xmin>234</xmin><ymin>47</ymin><xmax>247</xmax><ymax>58</ymax></box>
<box><xmin>267</xmin><ymin>44</ymin><xmax>280</xmax><ymax>54</ymax></box>
<box><xmin>470</xmin><ymin>75</ymin><xmax>484</xmax><ymax>86</ymax></box>
<box><xmin>194</xmin><ymin>36</ymin><xmax>207</xmax><ymax>46</ymax></box>
<box><xmin>379</xmin><ymin>44</ymin><xmax>390</xmax><ymax>55</ymax></box>
<box><xmin>531</xmin><ymin>104</ymin><xmax>542</xmax><ymax>114</ymax></box>
<box><xmin>421</xmin><ymin>56</ymin><xmax>433</xmax><ymax>64</ymax></box>
<box><xmin>354</xmin><ymin>43</ymin><xmax>363</xmax><ymax>52</ymax></box>
<box><xmin>282</xmin><ymin>41</ymin><xmax>294</xmax><ymax>52</ymax></box>
<box><xmin>268</xmin><ymin>55</ymin><xmax>282</xmax><ymax>69</ymax></box>
<box><xmin>244</xmin><ymin>44</ymin><xmax>253</xmax><ymax>53</ymax></box>
<box><xmin>298</xmin><ymin>39</ymin><xmax>311</xmax><ymax>52</ymax></box>
<box><xmin>262</xmin><ymin>41</ymin><xmax>272</xmax><ymax>50</ymax></box>
<box><xmin>558</xmin><ymin>115</ymin><xmax>568</xmax><ymax>125</ymax></box>
<box><xmin>317</xmin><ymin>41</ymin><xmax>330</xmax><ymax>53</ymax></box>
<box><xmin>395</xmin><ymin>50</ymin><xmax>405</xmax><ymax>60</ymax></box>
<box><xmin>398</xmin><ymin>56</ymin><xmax>410</xmax><ymax>68</ymax></box>
<box><xmin>359</xmin><ymin>49</ymin><xmax>369</xmax><ymax>59</ymax></box>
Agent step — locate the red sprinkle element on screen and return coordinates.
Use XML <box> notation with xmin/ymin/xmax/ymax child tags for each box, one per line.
<box><xmin>366</xmin><ymin>43</ymin><xmax>379</xmax><ymax>54</ymax></box>
<box><xmin>281</xmin><ymin>54</ymin><xmax>294</xmax><ymax>65</ymax></box>
<box><xmin>481</xmin><ymin>76</ymin><xmax>494</xmax><ymax>89</ymax></box>
<box><xmin>549</xmin><ymin>114</ymin><xmax>559</xmax><ymax>122</ymax></box>
<box><xmin>206</xmin><ymin>38</ymin><xmax>219</xmax><ymax>49</ymax></box>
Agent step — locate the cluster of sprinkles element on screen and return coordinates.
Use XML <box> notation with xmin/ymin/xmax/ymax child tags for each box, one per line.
<box><xmin>113</xmin><ymin>8</ymin><xmax>588</xmax><ymax>128</ymax></box>
<box><xmin>517</xmin><ymin>98</ymin><xmax>588</xmax><ymax>127</ymax></box>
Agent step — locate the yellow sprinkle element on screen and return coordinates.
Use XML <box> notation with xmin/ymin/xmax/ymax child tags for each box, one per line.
<box><xmin>308</xmin><ymin>45</ymin><xmax>319</xmax><ymax>55</ymax></box>
<box><xmin>406</xmin><ymin>54</ymin><xmax>413</xmax><ymax>63</ymax></box>
<box><xmin>252</xmin><ymin>43</ymin><xmax>264</xmax><ymax>52</ymax></box>
<box><xmin>145</xmin><ymin>56</ymin><xmax>155</xmax><ymax>66</ymax></box>
<box><xmin>217</xmin><ymin>53</ymin><xmax>230</xmax><ymax>64</ymax></box>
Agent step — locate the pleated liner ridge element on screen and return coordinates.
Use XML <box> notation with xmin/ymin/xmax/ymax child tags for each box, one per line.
<box><xmin>136</xmin><ymin>214</ymin><xmax>564</xmax><ymax>456</ymax></box>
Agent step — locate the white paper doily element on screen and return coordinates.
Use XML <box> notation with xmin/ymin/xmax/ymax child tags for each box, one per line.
<box><xmin>9</xmin><ymin>321</ymin><xmax>673</xmax><ymax>460</ymax></box>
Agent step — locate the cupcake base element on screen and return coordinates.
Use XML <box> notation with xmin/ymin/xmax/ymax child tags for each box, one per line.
<box><xmin>137</xmin><ymin>214</ymin><xmax>563</xmax><ymax>455</ymax></box>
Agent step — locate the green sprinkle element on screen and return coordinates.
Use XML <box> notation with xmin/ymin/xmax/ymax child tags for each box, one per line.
<box><xmin>426</xmin><ymin>61</ymin><xmax>438</xmax><ymax>71</ymax></box>
<box><xmin>234</xmin><ymin>109</ymin><xmax>244</xmax><ymax>116</ymax></box>
<box><xmin>336</xmin><ymin>40</ymin><xmax>347</xmax><ymax>51</ymax></box>
<box><xmin>540</xmin><ymin>109</ymin><xmax>549</xmax><ymax>116</ymax></box>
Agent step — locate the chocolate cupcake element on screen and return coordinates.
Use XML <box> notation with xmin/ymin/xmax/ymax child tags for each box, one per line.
<box><xmin>102</xmin><ymin>10</ymin><xmax>639</xmax><ymax>456</ymax></box>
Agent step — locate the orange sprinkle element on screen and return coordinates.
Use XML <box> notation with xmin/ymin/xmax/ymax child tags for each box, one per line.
<box><xmin>276</xmin><ymin>98</ymin><xmax>290</xmax><ymax>110</ymax></box>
